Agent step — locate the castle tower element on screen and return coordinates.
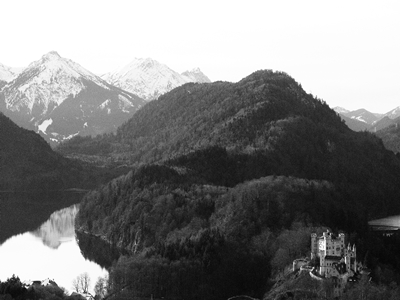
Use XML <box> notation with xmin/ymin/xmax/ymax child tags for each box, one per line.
<box><xmin>339</xmin><ymin>233</ymin><xmax>345</xmax><ymax>255</ymax></box>
<box><xmin>323</xmin><ymin>231</ymin><xmax>332</xmax><ymax>256</ymax></box>
<box><xmin>311</xmin><ymin>233</ymin><xmax>318</xmax><ymax>259</ymax></box>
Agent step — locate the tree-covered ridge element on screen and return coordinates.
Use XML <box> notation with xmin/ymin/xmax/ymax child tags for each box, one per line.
<box><xmin>0</xmin><ymin>112</ymin><xmax>129</xmax><ymax>190</ymax></box>
<box><xmin>0</xmin><ymin>112</ymin><xmax>80</xmax><ymax>190</ymax></box>
<box><xmin>57</xmin><ymin>70</ymin><xmax>344</xmax><ymax>163</ymax></box>
<box><xmin>375</xmin><ymin>120</ymin><xmax>400</xmax><ymax>154</ymax></box>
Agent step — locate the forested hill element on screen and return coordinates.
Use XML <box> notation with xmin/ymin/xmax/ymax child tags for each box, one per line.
<box><xmin>375</xmin><ymin>121</ymin><xmax>400</xmax><ymax>154</ymax></box>
<box><xmin>59</xmin><ymin>70</ymin><xmax>346</xmax><ymax>164</ymax></box>
<box><xmin>63</xmin><ymin>70</ymin><xmax>400</xmax><ymax>214</ymax></box>
<box><xmin>74</xmin><ymin>70</ymin><xmax>400</xmax><ymax>299</ymax></box>
<box><xmin>0</xmin><ymin>112</ymin><xmax>84</xmax><ymax>190</ymax></box>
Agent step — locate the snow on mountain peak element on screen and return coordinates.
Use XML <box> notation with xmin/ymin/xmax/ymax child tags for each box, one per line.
<box><xmin>181</xmin><ymin>67</ymin><xmax>211</xmax><ymax>83</ymax></box>
<box><xmin>42</xmin><ymin>51</ymin><xmax>61</xmax><ymax>60</ymax></box>
<box><xmin>1</xmin><ymin>51</ymin><xmax>145</xmax><ymax>145</ymax></box>
<box><xmin>333</xmin><ymin>106</ymin><xmax>350</xmax><ymax>114</ymax></box>
<box><xmin>2</xmin><ymin>51</ymin><xmax>112</xmax><ymax>116</ymax></box>
<box><xmin>0</xmin><ymin>62</ymin><xmax>22</xmax><ymax>82</ymax></box>
<box><xmin>102</xmin><ymin>58</ymin><xmax>211</xmax><ymax>101</ymax></box>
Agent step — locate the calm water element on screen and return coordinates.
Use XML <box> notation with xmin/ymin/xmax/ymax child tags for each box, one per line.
<box><xmin>368</xmin><ymin>215</ymin><xmax>400</xmax><ymax>229</ymax></box>
<box><xmin>0</xmin><ymin>193</ymin><xmax>108</xmax><ymax>294</ymax></box>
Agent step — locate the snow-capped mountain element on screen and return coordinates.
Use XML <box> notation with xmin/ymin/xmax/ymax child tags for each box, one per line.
<box><xmin>333</xmin><ymin>107</ymin><xmax>381</xmax><ymax>131</ymax></box>
<box><xmin>181</xmin><ymin>67</ymin><xmax>211</xmax><ymax>83</ymax></box>
<box><xmin>333</xmin><ymin>106</ymin><xmax>350</xmax><ymax>114</ymax></box>
<box><xmin>381</xmin><ymin>106</ymin><xmax>400</xmax><ymax>120</ymax></box>
<box><xmin>0</xmin><ymin>63</ymin><xmax>22</xmax><ymax>83</ymax></box>
<box><xmin>0</xmin><ymin>51</ymin><xmax>145</xmax><ymax>144</ymax></box>
<box><xmin>341</xmin><ymin>108</ymin><xmax>380</xmax><ymax>125</ymax></box>
<box><xmin>101</xmin><ymin>58</ymin><xmax>211</xmax><ymax>101</ymax></box>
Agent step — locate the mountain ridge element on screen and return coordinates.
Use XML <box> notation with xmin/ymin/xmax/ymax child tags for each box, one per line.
<box><xmin>334</xmin><ymin>106</ymin><xmax>400</xmax><ymax>132</ymax></box>
<box><xmin>0</xmin><ymin>51</ymin><xmax>145</xmax><ymax>145</ymax></box>
<box><xmin>101</xmin><ymin>57</ymin><xmax>211</xmax><ymax>101</ymax></box>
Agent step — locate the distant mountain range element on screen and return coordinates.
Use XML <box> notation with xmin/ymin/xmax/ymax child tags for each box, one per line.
<box><xmin>101</xmin><ymin>58</ymin><xmax>210</xmax><ymax>101</ymax></box>
<box><xmin>334</xmin><ymin>106</ymin><xmax>400</xmax><ymax>132</ymax></box>
<box><xmin>0</xmin><ymin>52</ymin><xmax>210</xmax><ymax>145</ymax></box>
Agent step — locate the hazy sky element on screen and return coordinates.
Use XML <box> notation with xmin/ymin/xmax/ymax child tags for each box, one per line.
<box><xmin>1</xmin><ymin>0</ymin><xmax>399</xmax><ymax>113</ymax></box>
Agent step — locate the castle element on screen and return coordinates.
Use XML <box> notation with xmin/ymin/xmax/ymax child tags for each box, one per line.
<box><xmin>311</xmin><ymin>231</ymin><xmax>357</xmax><ymax>278</ymax></box>
<box><xmin>311</xmin><ymin>230</ymin><xmax>358</xmax><ymax>297</ymax></box>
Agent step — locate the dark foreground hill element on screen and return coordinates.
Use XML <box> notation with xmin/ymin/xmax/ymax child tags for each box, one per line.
<box><xmin>0</xmin><ymin>112</ymin><xmax>82</xmax><ymax>190</ymax></box>
<box><xmin>0</xmin><ymin>112</ymin><xmax>128</xmax><ymax>190</ymax></box>
<box><xmin>73</xmin><ymin>70</ymin><xmax>400</xmax><ymax>300</ymax></box>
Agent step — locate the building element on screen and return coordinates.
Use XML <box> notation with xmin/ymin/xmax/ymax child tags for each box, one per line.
<box><xmin>311</xmin><ymin>230</ymin><xmax>357</xmax><ymax>297</ymax></box>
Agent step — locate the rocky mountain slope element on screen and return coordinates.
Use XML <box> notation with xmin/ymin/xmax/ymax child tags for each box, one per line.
<box><xmin>101</xmin><ymin>57</ymin><xmax>211</xmax><ymax>101</ymax></box>
<box><xmin>0</xmin><ymin>52</ymin><xmax>145</xmax><ymax>145</ymax></box>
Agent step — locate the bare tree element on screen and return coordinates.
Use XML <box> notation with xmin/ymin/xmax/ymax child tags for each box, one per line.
<box><xmin>94</xmin><ymin>275</ymin><xmax>109</xmax><ymax>299</ymax></box>
<box><xmin>72</xmin><ymin>278</ymin><xmax>80</xmax><ymax>293</ymax></box>
<box><xmin>79</xmin><ymin>272</ymin><xmax>91</xmax><ymax>294</ymax></box>
<box><xmin>72</xmin><ymin>272</ymin><xmax>91</xmax><ymax>294</ymax></box>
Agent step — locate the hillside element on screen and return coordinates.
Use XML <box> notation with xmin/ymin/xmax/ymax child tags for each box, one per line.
<box><xmin>338</xmin><ymin>115</ymin><xmax>370</xmax><ymax>131</ymax></box>
<box><xmin>59</xmin><ymin>70</ymin><xmax>340</xmax><ymax>162</ymax></box>
<box><xmin>0</xmin><ymin>112</ymin><xmax>79</xmax><ymax>190</ymax></box>
<box><xmin>0</xmin><ymin>112</ymin><xmax>127</xmax><ymax>190</ymax></box>
<box><xmin>375</xmin><ymin>120</ymin><xmax>400</xmax><ymax>153</ymax></box>
<box><xmin>73</xmin><ymin>70</ymin><xmax>400</xmax><ymax>299</ymax></box>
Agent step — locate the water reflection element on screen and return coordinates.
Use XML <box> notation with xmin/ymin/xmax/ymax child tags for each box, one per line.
<box><xmin>0</xmin><ymin>204</ymin><xmax>107</xmax><ymax>294</ymax></box>
<box><xmin>0</xmin><ymin>191</ymin><xmax>84</xmax><ymax>244</ymax></box>
<box><xmin>32</xmin><ymin>205</ymin><xmax>78</xmax><ymax>249</ymax></box>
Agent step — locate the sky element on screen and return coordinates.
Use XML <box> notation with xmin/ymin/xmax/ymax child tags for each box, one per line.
<box><xmin>0</xmin><ymin>0</ymin><xmax>399</xmax><ymax>113</ymax></box>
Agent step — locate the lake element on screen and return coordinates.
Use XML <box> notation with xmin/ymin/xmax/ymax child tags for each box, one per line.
<box><xmin>368</xmin><ymin>214</ymin><xmax>400</xmax><ymax>231</ymax></box>
<box><xmin>0</xmin><ymin>192</ymin><xmax>108</xmax><ymax>294</ymax></box>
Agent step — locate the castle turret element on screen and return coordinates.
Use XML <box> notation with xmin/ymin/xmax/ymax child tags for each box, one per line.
<box><xmin>311</xmin><ymin>233</ymin><xmax>318</xmax><ymax>259</ymax></box>
<box><xmin>339</xmin><ymin>233</ymin><xmax>345</xmax><ymax>255</ymax></box>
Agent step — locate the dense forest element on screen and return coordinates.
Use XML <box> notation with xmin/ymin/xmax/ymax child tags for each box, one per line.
<box><xmin>0</xmin><ymin>112</ymin><xmax>79</xmax><ymax>190</ymax></box>
<box><xmin>70</xmin><ymin>71</ymin><xmax>400</xmax><ymax>299</ymax></box>
<box><xmin>375</xmin><ymin>121</ymin><xmax>400</xmax><ymax>154</ymax></box>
